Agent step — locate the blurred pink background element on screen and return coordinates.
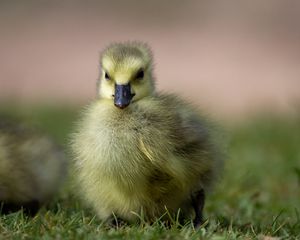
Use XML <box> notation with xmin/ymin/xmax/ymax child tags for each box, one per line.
<box><xmin>0</xmin><ymin>1</ymin><xmax>299</xmax><ymax>119</ymax></box>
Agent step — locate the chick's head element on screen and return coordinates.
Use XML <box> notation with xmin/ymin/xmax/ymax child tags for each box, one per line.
<box><xmin>98</xmin><ymin>42</ymin><xmax>155</xmax><ymax>109</ymax></box>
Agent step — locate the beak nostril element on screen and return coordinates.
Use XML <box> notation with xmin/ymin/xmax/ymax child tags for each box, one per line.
<box><xmin>112</xmin><ymin>94</ymin><xmax>115</xmax><ymax>97</ymax></box>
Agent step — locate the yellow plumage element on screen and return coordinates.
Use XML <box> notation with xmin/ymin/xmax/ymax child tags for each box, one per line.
<box><xmin>0</xmin><ymin>116</ymin><xmax>67</xmax><ymax>214</ymax></box>
<box><xmin>71</xmin><ymin>42</ymin><xmax>222</xmax><ymax>225</ymax></box>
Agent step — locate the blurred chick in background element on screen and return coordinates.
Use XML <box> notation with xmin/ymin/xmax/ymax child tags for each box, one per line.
<box><xmin>0</xmin><ymin>115</ymin><xmax>67</xmax><ymax>215</ymax></box>
<box><xmin>71</xmin><ymin>42</ymin><xmax>223</xmax><ymax>226</ymax></box>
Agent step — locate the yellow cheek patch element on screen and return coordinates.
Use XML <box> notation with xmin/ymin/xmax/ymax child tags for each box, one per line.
<box><xmin>99</xmin><ymin>81</ymin><xmax>114</xmax><ymax>99</ymax></box>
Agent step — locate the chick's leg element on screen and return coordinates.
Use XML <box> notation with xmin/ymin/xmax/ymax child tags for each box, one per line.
<box><xmin>191</xmin><ymin>189</ymin><xmax>205</xmax><ymax>227</ymax></box>
<box><xmin>108</xmin><ymin>215</ymin><xmax>127</xmax><ymax>228</ymax></box>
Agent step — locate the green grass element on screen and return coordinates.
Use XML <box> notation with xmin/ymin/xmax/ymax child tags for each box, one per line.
<box><xmin>0</xmin><ymin>105</ymin><xmax>299</xmax><ymax>239</ymax></box>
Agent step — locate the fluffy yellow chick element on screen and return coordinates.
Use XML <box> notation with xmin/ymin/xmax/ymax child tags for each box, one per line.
<box><xmin>71</xmin><ymin>42</ymin><xmax>222</xmax><ymax>225</ymax></box>
<box><xmin>0</xmin><ymin>116</ymin><xmax>67</xmax><ymax>215</ymax></box>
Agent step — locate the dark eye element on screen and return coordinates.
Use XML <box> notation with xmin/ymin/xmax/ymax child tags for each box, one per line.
<box><xmin>105</xmin><ymin>72</ymin><xmax>110</xmax><ymax>80</ymax></box>
<box><xmin>135</xmin><ymin>69</ymin><xmax>144</xmax><ymax>80</ymax></box>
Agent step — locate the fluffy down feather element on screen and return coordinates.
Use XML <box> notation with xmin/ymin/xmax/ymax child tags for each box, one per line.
<box><xmin>71</xmin><ymin>42</ymin><xmax>223</xmax><ymax>224</ymax></box>
<box><xmin>0</xmin><ymin>116</ymin><xmax>67</xmax><ymax>214</ymax></box>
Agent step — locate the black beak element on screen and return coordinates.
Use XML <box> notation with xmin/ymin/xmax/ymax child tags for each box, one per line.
<box><xmin>114</xmin><ymin>83</ymin><xmax>135</xmax><ymax>109</ymax></box>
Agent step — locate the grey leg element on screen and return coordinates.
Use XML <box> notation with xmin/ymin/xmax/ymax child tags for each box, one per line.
<box><xmin>191</xmin><ymin>189</ymin><xmax>205</xmax><ymax>227</ymax></box>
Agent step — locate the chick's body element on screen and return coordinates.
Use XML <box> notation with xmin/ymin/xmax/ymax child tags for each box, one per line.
<box><xmin>0</xmin><ymin>118</ymin><xmax>66</xmax><ymax>214</ymax></box>
<box><xmin>72</xmin><ymin>42</ymin><xmax>222</xmax><ymax>223</ymax></box>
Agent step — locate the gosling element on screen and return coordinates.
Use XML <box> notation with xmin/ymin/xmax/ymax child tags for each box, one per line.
<box><xmin>71</xmin><ymin>42</ymin><xmax>222</xmax><ymax>225</ymax></box>
<box><xmin>0</xmin><ymin>116</ymin><xmax>67</xmax><ymax>215</ymax></box>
